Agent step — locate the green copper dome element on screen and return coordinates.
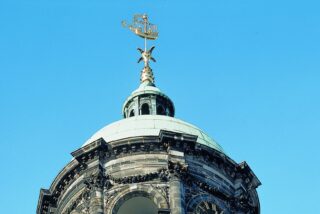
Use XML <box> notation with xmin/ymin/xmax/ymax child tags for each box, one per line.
<box><xmin>83</xmin><ymin>37</ymin><xmax>224</xmax><ymax>154</ymax></box>
<box><xmin>83</xmin><ymin>115</ymin><xmax>224</xmax><ymax>153</ymax></box>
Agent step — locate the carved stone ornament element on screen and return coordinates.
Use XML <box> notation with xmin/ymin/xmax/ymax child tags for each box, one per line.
<box><xmin>63</xmin><ymin>190</ymin><xmax>90</xmax><ymax>214</ymax></box>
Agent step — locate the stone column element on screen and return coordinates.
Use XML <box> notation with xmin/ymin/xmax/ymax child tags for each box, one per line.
<box><xmin>89</xmin><ymin>188</ymin><xmax>104</xmax><ymax>214</ymax></box>
<box><xmin>151</xmin><ymin>95</ymin><xmax>157</xmax><ymax>115</ymax></box>
<box><xmin>169</xmin><ymin>177</ymin><xmax>185</xmax><ymax>214</ymax></box>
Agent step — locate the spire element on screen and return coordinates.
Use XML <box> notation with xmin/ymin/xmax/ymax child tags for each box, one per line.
<box><xmin>140</xmin><ymin>66</ymin><xmax>155</xmax><ymax>86</ymax></box>
<box><xmin>122</xmin><ymin>14</ymin><xmax>175</xmax><ymax>118</ymax></box>
<box><xmin>122</xmin><ymin>14</ymin><xmax>158</xmax><ymax>86</ymax></box>
<box><xmin>138</xmin><ymin>46</ymin><xmax>156</xmax><ymax>85</ymax></box>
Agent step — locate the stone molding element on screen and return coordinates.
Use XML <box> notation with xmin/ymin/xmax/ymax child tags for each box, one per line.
<box><xmin>37</xmin><ymin>130</ymin><xmax>260</xmax><ymax>214</ymax></box>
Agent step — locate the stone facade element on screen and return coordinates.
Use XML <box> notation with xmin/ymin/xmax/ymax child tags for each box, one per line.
<box><xmin>37</xmin><ymin>129</ymin><xmax>260</xmax><ymax>214</ymax></box>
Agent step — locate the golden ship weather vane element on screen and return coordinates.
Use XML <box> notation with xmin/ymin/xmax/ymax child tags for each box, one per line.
<box><xmin>122</xmin><ymin>14</ymin><xmax>158</xmax><ymax>85</ymax></box>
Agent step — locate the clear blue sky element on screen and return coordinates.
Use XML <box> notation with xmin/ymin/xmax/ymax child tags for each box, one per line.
<box><xmin>0</xmin><ymin>0</ymin><xmax>319</xmax><ymax>213</ymax></box>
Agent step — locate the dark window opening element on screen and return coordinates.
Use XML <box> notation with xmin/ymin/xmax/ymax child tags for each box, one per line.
<box><xmin>129</xmin><ymin>109</ymin><xmax>135</xmax><ymax>117</ymax></box>
<box><xmin>157</xmin><ymin>105</ymin><xmax>166</xmax><ymax>115</ymax></box>
<box><xmin>141</xmin><ymin>103</ymin><xmax>150</xmax><ymax>115</ymax></box>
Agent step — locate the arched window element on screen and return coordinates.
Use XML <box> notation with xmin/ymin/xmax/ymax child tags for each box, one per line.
<box><xmin>111</xmin><ymin>189</ymin><xmax>168</xmax><ymax>214</ymax></box>
<box><xmin>141</xmin><ymin>103</ymin><xmax>150</xmax><ymax>115</ymax></box>
<box><xmin>117</xmin><ymin>196</ymin><xmax>158</xmax><ymax>214</ymax></box>
<box><xmin>166</xmin><ymin>108</ymin><xmax>171</xmax><ymax>116</ymax></box>
<box><xmin>129</xmin><ymin>109</ymin><xmax>135</xmax><ymax>117</ymax></box>
<box><xmin>157</xmin><ymin>105</ymin><xmax>165</xmax><ymax>115</ymax></box>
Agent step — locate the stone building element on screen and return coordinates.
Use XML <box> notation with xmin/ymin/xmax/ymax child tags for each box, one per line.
<box><xmin>37</xmin><ymin>16</ymin><xmax>261</xmax><ymax>214</ymax></box>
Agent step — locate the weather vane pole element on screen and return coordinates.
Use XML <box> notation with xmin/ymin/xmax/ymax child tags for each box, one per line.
<box><xmin>143</xmin><ymin>15</ymin><xmax>148</xmax><ymax>52</ymax></box>
<box><xmin>122</xmin><ymin>14</ymin><xmax>158</xmax><ymax>85</ymax></box>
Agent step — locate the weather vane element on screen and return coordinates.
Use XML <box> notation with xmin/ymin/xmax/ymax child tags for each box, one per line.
<box><xmin>122</xmin><ymin>14</ymin><xmax>158</xmax><ymax>85</ymax></box>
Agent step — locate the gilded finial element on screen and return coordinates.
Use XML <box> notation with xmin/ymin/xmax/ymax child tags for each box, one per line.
<box><xmin>137</xmin><ymin>46</ymin><xmax>156</xmax><ymax>67</ymax></box>
<box><xmin>122</xmin><ymin>14</ymin><xmax>158</xmax><ymax>85</ymax></box>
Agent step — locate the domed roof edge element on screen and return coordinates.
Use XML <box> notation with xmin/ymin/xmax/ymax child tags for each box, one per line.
<box><xmin>83</xmin><ymin>115</ymin><xmax>224</xmax><ymax>153</ymax></box>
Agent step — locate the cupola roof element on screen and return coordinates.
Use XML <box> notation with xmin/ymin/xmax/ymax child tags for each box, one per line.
<box><xmin>83</xmin><ymin>115</ymin><xmax>224</xmax><ymax>153</ymax></box>
<box><xmin>122</xmin><ymin>80</ymin><xmax>175</xmax><ymax>118</ymax></box>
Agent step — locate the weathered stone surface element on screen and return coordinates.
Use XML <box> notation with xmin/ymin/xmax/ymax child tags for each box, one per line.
<box><xmin>37</xmin><ymin>134</ymin><xmax>260</xmax><ymax>214</ymax></box>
